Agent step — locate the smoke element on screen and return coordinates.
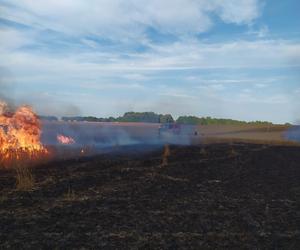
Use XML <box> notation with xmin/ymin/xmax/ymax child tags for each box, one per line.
<box><xmin>41</xmin><ymin>121</ymin><xmax>197</xmax><ymax>153</ymax></box>
<box><xmin>16</xmin><ymin>92</ymin><xmax>82</xmax><ymax>118</ymax></box>
<box><xmin>284</xmin><ymin>125</ymin><xmax>300</xmax><ymax>143</ymax></box>
<box><xmin>0</xmin><ymin>100</ymin><xmax>8</xmax><ymax>115</ymax></box>
<box><xmin>41</xmin><ymin>122</ymin><xmax>142</xmax><ymax>148</ymax></box>
<box><xmin>38</xmin><ymin>103</ymin><xmax>81</xmax><ymax>118</ymax></box>
<box><xmin>0</xmin><ymin>68</ymin><xmax>16</xmax><ymax>111</ymax></box>
<box><xmin>0</xmin><ymin>70</ymin><xmax>82</xmax><ymax>118</ymax></box>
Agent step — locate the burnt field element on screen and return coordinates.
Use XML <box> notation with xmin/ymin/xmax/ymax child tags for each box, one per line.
<box><xmin>1</xmin><ymin>143</ymin><xmax>300</xmax><ymax>249</ymax></box>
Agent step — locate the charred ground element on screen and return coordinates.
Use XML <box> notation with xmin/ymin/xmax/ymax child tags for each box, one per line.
<box><xmin>0</xmin><ymin>143</ymin><xmax>300</xmax><ymax>249</ymax></box>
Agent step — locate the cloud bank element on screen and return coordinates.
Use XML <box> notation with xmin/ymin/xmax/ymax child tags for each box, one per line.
<box><xmin>1</xmin><ymin>0</ymin><xmax>261</xmax><ymax>37</ymax></box>
<box><xmin>0</xmin><ymin>0</ymin><xmax>299</xmax><ymax>123</ymax></box>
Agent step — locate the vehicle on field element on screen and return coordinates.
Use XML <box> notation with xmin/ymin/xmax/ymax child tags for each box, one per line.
<box><xmin>158</xmin><ymin>123</ymin><xmax>199</xmax><ymax>138</ymax></box>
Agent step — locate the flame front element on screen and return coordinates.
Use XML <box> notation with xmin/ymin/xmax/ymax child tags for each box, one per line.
<box><xmin>0</xmin><ymin>100</ymin><xmax>48</xmax><ymax>168</ymax></box>
<box><xmin>57</xmin><ymin>134</ymin><xmax>75</xmax><ymax>145</ymax></box>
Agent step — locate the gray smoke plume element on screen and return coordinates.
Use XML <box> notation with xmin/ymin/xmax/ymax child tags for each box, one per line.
<box><xmin>41</xmin><ymin>121</ymin><xmax>198</xmax><ymax>155</ymax></box>
<box><xmin>0</xmin><ymin>68</ymin><xmax>16</xmax><ymax>111</ymax></box>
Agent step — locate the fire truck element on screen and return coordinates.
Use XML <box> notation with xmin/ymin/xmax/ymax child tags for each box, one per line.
<box><xmin>158</xmin><ymin>123</ymin><xmax>199</xmax><ymax>138</ymax></box>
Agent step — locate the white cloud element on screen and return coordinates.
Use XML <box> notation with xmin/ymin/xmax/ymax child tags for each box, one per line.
<box><xmin>0</xmin><ymin>28</ymin><xmax>33</xmax><ymax>52</ymax></box>
<box><xmin>133</xmin><ymin>39</ymin><xmax>300</xmax><ymax>70</ymax></box>
<box><xmin>214</xmin><ymin>84</ymin><xmax>226</xmax><ymax>90</ymax></box>
<box><xmin>1</xmin><ymin>0</ymin><xmax>299</xmax><ymax>124</ymax></box>
<box><xmin>159</xmin><ymin>92</ymin><xmax>195</xmax><ymax>99</ymax></box>
<box><xmin>1</xmin><ymin>39</ymin><xmax>299</xmax><ymax>87</ymax></box>
<box><xmin>255</xmin><ymin>83</ymin><xmax>268</xmax><ymax>88</ymax></box>
<box><xmin>123</xmin><ymin>73</ymin><xmax>148</xmax><ymax>81</ymax></box>
<box><xmin>1</xmin><ymin>0</ymin><xmax>261</xmax><ymax>38</ymax></box>
<box><xmin>79</xmin><ymin>82</ymin><xmax>145</xmax><ymax>90</ymax></box>
<box><xmin>229</xmin><ymin>92</ymin><xmax>290</xmax><ymax>104</ymax></box>
<box><xmin>214</xmin><ymin>0</ymin><xmax>261</xmax><ymax>24</ymax></box>
<box><xmin>247</xmin><ymin>25</ymin><xmax>269</xmax><ymax>38</ymax></box>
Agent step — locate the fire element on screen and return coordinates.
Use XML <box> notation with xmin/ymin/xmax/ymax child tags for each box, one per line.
<box><xmin>57</xmin><ymin>134</ymin><xmax>75</xmax><ymax>145</ymax></box>
<box><xmin>0</xmin><ymin>100</ymin><xmax>48</xmax><ymax>168</ymax></box>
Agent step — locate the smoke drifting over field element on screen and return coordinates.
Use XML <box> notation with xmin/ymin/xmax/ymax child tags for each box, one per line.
<box><xmin>0</xmin><ymin>77</ymin><xmax>15</xmax><ymax>112</ymax></box>
<box><xmin>285</xmin><ymin>126</ymin><xmax>300</xmax><ymax>143</ymax></box>
<box><xmin>42</xmin><ymin>122</ymin><xmax>139</xmax><ymax>147</ymax></box>
<box><xmin>41</xmin><ymin>121</ymin><xmax>196</xmax><ymax>152</ymax></box>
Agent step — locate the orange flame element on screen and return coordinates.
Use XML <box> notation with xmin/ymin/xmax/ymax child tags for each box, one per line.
<box><xmin>57</xmin><ymin>134</ymin><xmax>75</xmax><ymax>145</ymax></box>
<box><xmin>0</xmin><ymin>100</ymin><xmax>48</xmax><ymax>168</ymax></box>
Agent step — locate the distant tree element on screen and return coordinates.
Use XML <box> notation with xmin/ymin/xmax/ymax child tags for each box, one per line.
<box><xmin>119</xmin><ymin>112</ymin><xmax>160</xmax><ymax>123</ymax></box>
<box><xmin>61</xmin><ymin>116</ymin><xmax>83</xmax><ymax>122</ymax></box>
<box><xmin>176</xmin><ymin>116</ymin><xmax>200</xmax><ymax>125</ymax></box>
<box><xmin>60</xmin><ymin>113</ymin><xmax>276</xmax><ymax>125</ymax></box>
<box><xmin>159</xmin><ymin>114</ymin><xmax>174</xmax><ymax>123</ymax></box>
<box><xmin>177</xmin><ymin>116</ymin><xmax>273</xmax><ymax>125</ymax></box>
<box><xmin>84</xmin><ymin>116</ymin><xmax>99</xmax><ymax>122</ymax></box>
<box><xmin>38</xmin><ymin>115</ymin><xmax>58</xmax><ymax>121</ymax></box>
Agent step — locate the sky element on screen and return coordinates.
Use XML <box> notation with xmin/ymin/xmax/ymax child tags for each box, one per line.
<box><xmin>0</xmin><ymin>0</ymin><xmax>299</xmax><ymax>124</ymax></box>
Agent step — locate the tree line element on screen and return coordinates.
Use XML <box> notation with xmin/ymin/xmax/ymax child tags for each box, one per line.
<box><xmin>176</xmin><ymin>116</ymin><xmax>273</xmax><ymax>125</ymax></box>
<box><xmin>39</xmin><ymin>112</ymin><xmax>276</xmax><ymax>125</ymax></box>
<box><xmin>59</xmin><ymin>112</ymin><xmax>174</xmax><ymax>123</ymax></box>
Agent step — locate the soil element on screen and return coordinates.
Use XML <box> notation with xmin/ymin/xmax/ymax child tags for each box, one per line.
<box><xmin>0</xmin><ymin>143</ymin><xmax>300</xmax><ymax>249</ymax></box>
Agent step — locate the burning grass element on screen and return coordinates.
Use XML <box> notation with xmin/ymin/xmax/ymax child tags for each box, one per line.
<box><xmin>57</xmin><ymin>134</ymin><xmax>75</xmax><ymax>145</ymax></box>
<box><xmin>0</xmin><ymin>100</ymin><xmax>49</xmax><ymax>169</ymax></box>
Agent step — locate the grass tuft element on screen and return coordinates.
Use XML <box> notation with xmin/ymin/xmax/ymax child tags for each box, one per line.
<box><xmin>161</xmin><ymin>144</ymin><xmax>171</xmax><ymax>167</ymax></box>
<box><xmin>229</xmin><ymin>147</ymin><xmax>238</xmax><ymax>157</ymax></box>
<box><xmin>200</xmin><ymin>147</ymin><xmax>207</xmax><ymax>156</ymax></box>
<box><xmin>63</xmin><ymin>186</ymin><xmax>76</xmax><ymax>201</ymax></box>
<box><xmin>15</xmin><ymin>164</ymin><xmax>34</xmax><ymax>191</ymax></box>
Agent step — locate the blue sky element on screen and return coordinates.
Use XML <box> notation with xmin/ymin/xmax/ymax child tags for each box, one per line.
<box><xmin>0</xmin><ymin>0</ymin><xmax>299</xmax><ymax>123</ymax></box>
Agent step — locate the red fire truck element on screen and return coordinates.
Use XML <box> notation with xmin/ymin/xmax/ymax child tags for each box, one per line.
<box><xmin>158</xmin><ymin>123</ymin><xmax>199</xmax><ymax>138</ymax></box>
